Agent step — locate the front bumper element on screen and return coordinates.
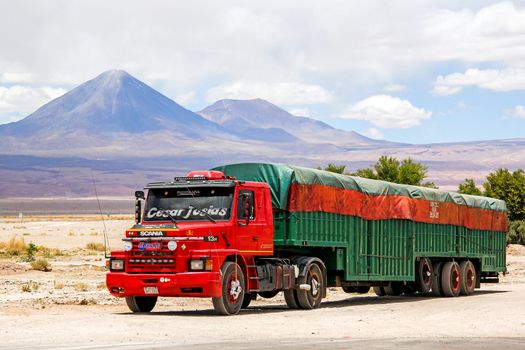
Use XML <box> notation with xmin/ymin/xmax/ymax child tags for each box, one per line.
<box><xmin>106</xmin><ymin>271</ymin><xmax>222</xmax><ymax>298</ymax></box>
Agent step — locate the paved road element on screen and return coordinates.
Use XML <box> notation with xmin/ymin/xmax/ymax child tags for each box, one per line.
<box><xmin>3</xmin><ymin>283</ymin><xmax>525</xmax><ymax>350</ymax></box>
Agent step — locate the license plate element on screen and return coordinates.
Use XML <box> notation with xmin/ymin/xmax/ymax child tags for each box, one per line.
<box><xmin>144</xmin><ymin>286</ymin><xmax>158</xmax><ymax>294</ymax></box>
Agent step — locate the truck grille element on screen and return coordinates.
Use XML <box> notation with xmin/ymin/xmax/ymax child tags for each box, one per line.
<box><xmin>126</xmin><ymin>239</ymin><xmax>176</xmax><ymax>272</ymax></box>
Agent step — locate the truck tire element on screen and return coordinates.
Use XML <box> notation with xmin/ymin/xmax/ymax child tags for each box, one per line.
<box><xmin>125</xmin><ymin>296</ymin><xmax>157</xmax><ymax>313</ymax></box>
<box><xmin>459</xmin><ymin>260</ymin><xmax>476</xmax><ymax>296</ymax></box>
<box><xmin>296</xmin><ymin>263</ymin><xmax>324</xmax><ymax>309</ymax></box>
<box><xmin>441</xmin><ymin>261</ymin><xmax>461</xmax><ymax>297</ymax></box>
<box><xmin>415</xmin><ymin>257</ymin><xmax>433</xmax><ymax>293</ymax></box>
<box><xmin>212</xmin><ymin>262</ymin><xmax>245</xmax><ymax>315</ymax></box>
<box><xmin>284</xmin><ymin>289</ymin><xmax>300</xmax><ymax>309</ymax></box>
<box><xmin>373</xmin><ymin>287</ymin><xmax>386</xmax><ymax>296</ymax></box>
<box><xmin>431</xmin><ymin>261</ymin><xmax>444</xmax><ymax>297</ymax></box>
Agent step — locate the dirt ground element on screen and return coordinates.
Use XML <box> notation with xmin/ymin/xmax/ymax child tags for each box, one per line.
<box><xmin>1</xmin><ymin>217</ymin><xmax>524</xmax><ymax>349</ymax></box>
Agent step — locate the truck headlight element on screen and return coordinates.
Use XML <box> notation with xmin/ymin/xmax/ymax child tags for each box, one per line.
<box><xmin>189</xmin><ymin>258</ymin><xmax>212</xmax><ymax>271</ymax></box>
<box><xmin>167</xmin><ymin>240</ymin><xmax>177</xmax><ymax>251</ymax></box>
<box><xmin>110</xmin><ymin>259</ymin><xmax>125</xmax><ymax>271</ymax></box>
<box><xmin>189</xmin><ymin>259</ymin><xmax>204</xmax><ymax>271</ymax></box>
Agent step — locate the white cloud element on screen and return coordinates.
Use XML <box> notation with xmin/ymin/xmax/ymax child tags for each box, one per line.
<box><xmin>206</xmin><ymin>80</ymin><xmax>332</xmax><ymax>105</ymax></box>
<box><xmin>341</xmin><ymin>95</ymin><xmax>431</xmax><ymax>129</ymax></box>
<box><xmin>0</xmin><ymin>72</ymin><xmax>32</xmax><ymax>83</ymax></box>
<box><xmin>384</xmin><ymin>84</ymin><xmax>406</xmax><ymax>93</ymax></box>
<box><xmin>0</xmin><ymin>85</ymin><xmax>66</xmax><ymax>123</ymax></box>
<box><xmin>433</xmin><ymin>68</ymin><xmax>525</xmax><ymax>95</ymax></box>
<box><xmin>363</xmin><ymin>127</ymin><xmax>384</xmax><ymax>139</ymax></box>
<box><xmin>505</xmin><ymin>105</ymin><xmax>525</xmax><ymax>119</ymax></box>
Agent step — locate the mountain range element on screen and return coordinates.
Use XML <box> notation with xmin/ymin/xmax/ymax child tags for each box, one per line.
<box><xmin>0</xmin><ymin>69</ymin><xmax>524</xmax><ymax>197</ymax></box>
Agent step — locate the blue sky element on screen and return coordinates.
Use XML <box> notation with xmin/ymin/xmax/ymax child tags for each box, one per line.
<box><xmin>1</xmin><ymin>0</ymin><xmax>525</xmax><ymax>144</ymax></box>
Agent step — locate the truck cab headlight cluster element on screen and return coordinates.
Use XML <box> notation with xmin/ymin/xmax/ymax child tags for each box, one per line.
<box><xmin>189</xmin><ymin>258</ymin><xmax>213</xmax><ymax>271</ymax></box>
<box><xmin>110</xmin><ymin>259</ymin><xmax>125</xmax><ymax>271</ymax></box>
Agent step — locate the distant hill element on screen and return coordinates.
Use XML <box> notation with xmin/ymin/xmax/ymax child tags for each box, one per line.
<box><xmin>0</xmin><ymin>70</ymin><xmax>227</xmax><ymax>137</ymax></box>
<box><xmin>198</xmin><ymin>98</ymin><xmax>389</xmax><ymax>146</ymax></box>
<box><xmin>0</xmin><ymin>69</ymin><xmax>523</xmax><ymax>198</ymax></box>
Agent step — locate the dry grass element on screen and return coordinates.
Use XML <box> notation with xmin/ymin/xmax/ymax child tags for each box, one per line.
<box><xmin>85</xmin><ymin>242</ymin><xmax>105</xmax><ymax>251</ymax></box>
<box><xmin>4</xmin><ymin>236</ymin><xmax>27</xmax><ymax>256</ymax></box>
<box><xmin>74</xmin><ymin>282</ymin><xmax>89</xmax><ymax>292</ymax></box>
<box><xmin>53</xmin><ymin>281</ymin><xmax>65</xmax><ymax>289</ymax></box>
<box><xmin>21</xmin><ymin>280</ymin><xmax>39</xmax><ymax>292</ymax></box>
<box><xmin>30</xmin><ymin>258</ymin><xmax>52</xmax><ymax>272</ymax></box>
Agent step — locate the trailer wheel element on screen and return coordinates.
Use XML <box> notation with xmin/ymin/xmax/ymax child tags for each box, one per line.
<box><xmin>459</xmin><ymin>261</ymin><xmax>476</xmax><ymax>296</ymax></box>
<box><xmin>284</xmin><ymin>289</ymin><xmax>300</xmax><ymax>309</ymax></box>
<box><xmin>415</xmin><ymin>257</ymin><xmax>433</xmax><ymax>293</ymax></box>
<box><xmin>212</xmin><ymin>262</ymin><xmax>245</xmax><ymax>315</ymax></box>
<box><xmin>296</xmin><ymin>263</ymin><xmax>324</xmax><ymax>309</ymax></box>
<box><xmin>441</xmin><ymin>261</ymin><xmax>461</xmax><ymax>297</ymax></box>
<box><xmin>125</xmin><ymin>296</ymin><xmax>157</xmax><ymax>313</ymax></box>
<box><xmin>431</xmin><ymin>261</ymin><xmax>444</xmax><ymax>297</ymax></box>
<box><xmin>373</xmin><ymin>287</ymin><xmax>386</xmax><ymax>296</ymax></box>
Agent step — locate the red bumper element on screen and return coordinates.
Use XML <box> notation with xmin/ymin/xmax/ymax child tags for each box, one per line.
<box><xmin>106</xmin><ymin>271</ymin><xmax>222</xmax><ymax>298</ymax></box>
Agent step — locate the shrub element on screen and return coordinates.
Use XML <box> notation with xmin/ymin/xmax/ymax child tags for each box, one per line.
<box><xmin>6</xmin><ymin>236</ymin><xmax>27</xmax><ymax>256</ymax></box>
<box><xmin>74</xmin><ymin>282</ymin><xmax>89</xmax><ymax>292</ymax></box>
<box><xmin>30</xmin><ymin>258</ymin><xmax>52</xmax><ymax>272</ymax></box>
<box><xmin>21</xmin><ymin>280</ymin><xmax>39</xmax><ymax>292</ymax></box>
<box><xmin>86</xmin><ymin>242</ymin><xmax>105</xmax><ymax>251</ymax></box>
<box><xmin>22</xmin><ymin>243</ymin><xmax>38</xmax><ymax>262</ymax></box>
<box><xmin>508</xmin><ymin>220</ymin><xmax>525</xmax><ymax>245</ymax></box>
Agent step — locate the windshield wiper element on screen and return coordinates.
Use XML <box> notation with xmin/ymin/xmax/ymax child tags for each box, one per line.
<box><xmin>193</xmin><ymin>206</ymin><xmax>216</xmax><ymax>223</ymax></box>
<box><xmin>159</xmin><ymin>209</ymin><xmax>179</xmax><ymax>228</ymax></box>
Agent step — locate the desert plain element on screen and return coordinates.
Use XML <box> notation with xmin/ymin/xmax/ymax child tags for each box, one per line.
<box><xmin>1</xmin><ymin>214</ymin><xmax>524</xmax><ymax>350</ymax></box>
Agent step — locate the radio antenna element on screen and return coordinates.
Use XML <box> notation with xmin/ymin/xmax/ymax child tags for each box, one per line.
<box><xmin>92</xmin><ymin>173</ymin><xmax>110</xmax><ymax>258</ymax></box>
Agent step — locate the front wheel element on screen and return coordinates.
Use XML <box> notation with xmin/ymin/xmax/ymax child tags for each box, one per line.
<box><xmin>212</xmin><ymin>262</ymin><xmax>245</xmax><ymax>315</ymax></box>
<box><xmin>125</xmin><ymin>296</ymin><xmax>157</xmax><ymax>313</ymax></box>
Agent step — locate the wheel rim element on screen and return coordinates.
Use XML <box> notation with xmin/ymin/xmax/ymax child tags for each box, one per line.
<box><xmin>467</xmin><ymin>267</ymin><xmax>474</xmax><ymax>289</ymax></box>
<box><xmin>452</xmin><ymin>266</ymin><xmax>460</xmax><ymax>291</ymax></box>
<box><xmin>227</xmin><ymin>276</ymin><xmax>242</xmax><ymax>304</ymax></box>
<box><xmin>423</xmin><ymin>261</ymin><xmax>432</xmax><ymax>286</ymax></box>
<box><xmin>309</xmin><ymin>269</ymin><xmax>321</xmax><ymax>300</ymax></box>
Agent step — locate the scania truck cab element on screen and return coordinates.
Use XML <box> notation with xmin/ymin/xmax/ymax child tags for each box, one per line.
<box><xmin>106</xmin><ymin>170</ymin><xmax>313</xmax><ymax>315</ymax></box>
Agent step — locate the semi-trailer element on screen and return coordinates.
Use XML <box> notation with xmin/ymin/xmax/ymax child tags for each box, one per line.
<box><xmin>106</xmin><ymin>163</ymin><xmax>507</xmax><ymax>315</ymax></box>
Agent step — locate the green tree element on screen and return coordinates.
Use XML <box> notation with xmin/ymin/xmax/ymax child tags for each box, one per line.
<box><xmin>458</xmin><ymin>178</ymin><xmax>482</xmax><ymax>196</ymax></box>
<box><xmin>351</xmin><ymin>156</ymin><xmax>435</xmax><ymax>188</ymax></box>
<box><xmin>319</xmin><ymin>163</ymin><xmax>346</xmax><ymax>174</ymax></box>
<box><xmin>483</xmin><ymin>168</ymin><xmax>525</xmax><ymax>221</ymax></box>
<box><xmin>374</xmin><ymin>156</ymin><xmax>399</xmax><ymax>183</ymax></box>
<box><xmin>352</xmin><ymin>168</ymin><xmax>377</xmax><ymax>179</ymax></box>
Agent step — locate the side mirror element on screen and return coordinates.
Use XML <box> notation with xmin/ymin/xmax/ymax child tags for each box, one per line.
<box><xmin>134</xmin><ymin>191</ymin><xmax>144</xmax><ymax>224</ymax></box>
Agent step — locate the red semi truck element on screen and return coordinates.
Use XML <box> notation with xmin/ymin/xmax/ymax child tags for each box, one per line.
<box><xmin>106</xmin><ymin>163</ymin><xmax>507</xmax><ymax>315</ymax></box>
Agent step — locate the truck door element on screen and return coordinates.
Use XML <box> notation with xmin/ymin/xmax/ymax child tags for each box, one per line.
<box><xmin>235</xmin><ymin>189</ymin><xmax>263</xmax><ymax>253</ymax></box>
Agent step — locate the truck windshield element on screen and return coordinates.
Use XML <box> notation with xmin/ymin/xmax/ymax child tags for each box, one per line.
<box><xmin>144</xmin><ymin>187</ymin><xmax>234</xmax><ymax>222</ymax></box>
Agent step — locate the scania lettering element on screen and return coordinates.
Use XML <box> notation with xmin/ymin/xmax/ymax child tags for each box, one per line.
<box><xmin>106</xmin><ymin>164</ymin><xmax>507</xmax><ymax>315</ymax></box>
